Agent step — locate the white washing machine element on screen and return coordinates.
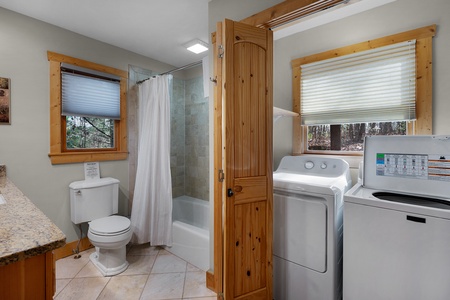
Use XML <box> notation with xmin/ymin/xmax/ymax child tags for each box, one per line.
<box><xmin>344</xmin><ymin>135</ymin><xmax>450</xmax><ymax>300</ymax></box>
<box><xmin>273</xmin><ymin>156</ymin><xmax>352</xmax><ymax>300</ymax></box>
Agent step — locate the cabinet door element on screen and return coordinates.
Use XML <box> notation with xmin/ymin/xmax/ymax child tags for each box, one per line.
<box><xmin>0</xmin><ymin>252</ymin><xmax>54</xmax><ymax>300</ymax></box>
<box><xmin>220</xmin><ymin>18</ymin><xmax>273</xmax><ymax>300</ymax></box>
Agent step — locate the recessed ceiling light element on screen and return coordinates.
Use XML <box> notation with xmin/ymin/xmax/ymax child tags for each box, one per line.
<box><xmin>185</xmin><ymin>39</ymin><xmax>208</xmax><ymax>54</ymax></box>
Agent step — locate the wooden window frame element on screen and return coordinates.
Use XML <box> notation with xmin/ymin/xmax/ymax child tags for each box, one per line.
<box><xmin>47</xmin><ymin>51</ymin><xmax>128</xmax><ymax>164</ymax></box>
<box><xmin>291</xmin><ymin>25</ymin><xmax>436</xmax><ymax>156</ymax></box>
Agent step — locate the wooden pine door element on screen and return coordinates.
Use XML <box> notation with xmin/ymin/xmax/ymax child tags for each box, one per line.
<box><xmin>218</xmin><ymin>18</ymin><xmax>273</xmax><ymax>300</ymax></box>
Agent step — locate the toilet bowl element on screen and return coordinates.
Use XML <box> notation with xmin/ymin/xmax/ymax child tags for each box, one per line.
<box><xmin>87</xmin><ymin>215</ymin><xmax>132</xmax><ymax>276</ymax></box>
<box><xmin>69</xmin><ymin>177</ymin><xmax>131</xmax><ymax>277</ymax></box>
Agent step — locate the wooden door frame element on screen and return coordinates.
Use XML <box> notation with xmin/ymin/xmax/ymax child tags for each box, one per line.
<box><xmin>206</xmin><ymin>22</ymin><xmax>225</xmax><ymax>295</ymax></box>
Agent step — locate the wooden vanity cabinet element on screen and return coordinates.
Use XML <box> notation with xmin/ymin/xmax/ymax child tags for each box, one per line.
<box><xmin>0</xmin><ymin>252</ymin><xmax>55</xmax><ymax>300</ymax></box>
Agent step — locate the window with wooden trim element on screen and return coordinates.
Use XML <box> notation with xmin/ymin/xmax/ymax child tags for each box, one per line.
<box><xmin>291</xmin><ymin>25</ymin><xmax>436</xmax><ymax>155</ymax></box>
<box><xmin>47</xmin><ymin>51</ymin><xmax>128</xmax><ymax>164</ymax></box>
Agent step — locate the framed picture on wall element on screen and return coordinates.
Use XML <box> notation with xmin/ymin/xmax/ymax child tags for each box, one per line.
<box><xmin>0</xmin><ymin>77</ymin><xmax>10</xmax><ymax>125</ymax></box>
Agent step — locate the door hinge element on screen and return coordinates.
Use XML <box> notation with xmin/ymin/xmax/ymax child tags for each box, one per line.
<box><xmin>217</xmin><ymin>292</ymin><xmax>225</xmax><ymax>299</ymax></box>
<box><xmin>218</xmin><ymin>45</ymin><xmax>224</xmax><ymax>58</ymax></box>
<box><xmin>218</xmin><ymin>169</ymin><xmax>225</xmax><ymax>182</ymax></box>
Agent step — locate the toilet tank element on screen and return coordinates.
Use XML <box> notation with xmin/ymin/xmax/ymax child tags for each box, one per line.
<box><xmin>70</xmin><ymin>177</ymin><xmax>120</xmax><ymax>224</ymax></box>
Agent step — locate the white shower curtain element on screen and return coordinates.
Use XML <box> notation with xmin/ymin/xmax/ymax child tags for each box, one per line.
<box><xmin>131</xmin><ymin>74</ymin><xmax>173</xmax><ymax>246</ymax></box>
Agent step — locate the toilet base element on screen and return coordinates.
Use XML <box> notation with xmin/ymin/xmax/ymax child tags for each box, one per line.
<box><xmin>90</xmin><ymin>247</ymin><xmax>129</xmax><ymax>276</ymax></box>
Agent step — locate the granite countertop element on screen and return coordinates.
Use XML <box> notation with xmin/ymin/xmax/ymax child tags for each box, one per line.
<box><xmin>0</xmin><ymin>178</ymin><xmax>66</xmax><ymax>266</ymax></box>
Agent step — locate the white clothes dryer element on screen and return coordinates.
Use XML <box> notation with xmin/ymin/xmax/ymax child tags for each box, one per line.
<box><xmin>273</xmin><ymin>156</ymin><xmax>352</xmax><ymax>300</ymax></box>
<box><xmin>344</xmin><ymin>135</ymin><xmax>450</xmax><ymax>300</ymax></box>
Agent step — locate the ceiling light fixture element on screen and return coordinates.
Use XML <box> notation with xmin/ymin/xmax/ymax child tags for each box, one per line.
<box><xmin>185</xmin><ymin>39</ymin><xmax>208</xmax><ymax>54</ymax></box>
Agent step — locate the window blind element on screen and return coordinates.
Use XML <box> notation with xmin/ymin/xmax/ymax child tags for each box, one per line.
<box><xmin>61</xmin><ymin>64</ymin><xmax>121</xmax><ymax>120</ymax></box>
<box><xmin>300</xmin><ymin>40</ymin><xmax>416</xmax><ymax>125</ymax></box>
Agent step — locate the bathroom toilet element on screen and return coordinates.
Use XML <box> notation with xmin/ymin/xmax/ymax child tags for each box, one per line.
<box><xmin>69</xmin><ymin>177</ymin><xmax>132</xmax><ymax>276</ymax></box>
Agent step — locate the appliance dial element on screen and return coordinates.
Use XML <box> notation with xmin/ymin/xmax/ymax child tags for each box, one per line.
<box><xmin>305</xmin><ymin>161</ymin><xmax>314</xmax><ymax>169</ymax></box>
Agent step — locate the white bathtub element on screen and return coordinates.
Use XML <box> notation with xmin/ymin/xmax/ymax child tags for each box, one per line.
<box><xmin>165</xmin><ymin>195</ymin><xmax>210</xmax><ymax>271</ymax></box>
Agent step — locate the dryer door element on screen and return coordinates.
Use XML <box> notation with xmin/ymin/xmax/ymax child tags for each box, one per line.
<box><xmin>274</xmin><ymin>192</ymin><xmax>327</xmax><ymax>272</ymax></box>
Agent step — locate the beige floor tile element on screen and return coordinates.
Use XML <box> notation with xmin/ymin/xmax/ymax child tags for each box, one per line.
<box><xmin>55</xmin><ymin>279</ymin><xmax>71</xmax><ymax>297</ymax></box>
<box><xmin>97</xmin><ymin>275</ymin><xmax>148</xmax><ymax>300</ymax></box>
<box><xmin>54</xmin><ymin>277</ymin><xmax>110</xmax><ymax>300</ymax></box>
<box><xmin>76</xmin><ymin>260</ymin><xmax>104</xmax><ymax>278</ymax></box>
<box><xmin>128</xmin><ymin>243</ymin><xmax>161</xmax><ymax>256</ymax></box>
<box><xmin>56</xmin><ymin>253</ymin><xmax>91</xmax><ymax>279</ymax></box>
<box><xmin>187</xmin><ymin>263</ymin><xmax>202</xmax><ymax>272</ymax></box>
<box><xmin>55</xmin><ymin>247</ymin><xmax>213</xmax><ymax>300</ymax></box>
<box><xmin>140</xmin><ymin>272</ymin><xmax>185</xmax><ymax>300</ymax></box>
<box><xmin>157</xmin><ymin>249</ymin><xmax>174</xmax><ymax>256</ymax></box>
<box><xmin>183</xmin><ymin>271</ymin><xmax>217</xmax><ymax>298</ymax></box>
<box><xmin>151</xmin><ymin>253</ymin><xmax>187</xmax><ymax>274</ymax></box>
<box><xmin>119</xmin><ymin>254</ymin><xmax>157</xmax><ymax>276</ymax></box>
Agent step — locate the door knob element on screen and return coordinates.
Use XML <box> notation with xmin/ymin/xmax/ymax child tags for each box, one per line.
<box><xmin>227</xmin><ymin>188</ymin><xmax>234</xmax><ymax>197</ymax></box>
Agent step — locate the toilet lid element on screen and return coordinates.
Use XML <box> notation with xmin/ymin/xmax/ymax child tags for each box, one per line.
<box><xmin>89</xmin><ymin>215</ymin><xmax>131</xmax><ymax>236</ymax></box>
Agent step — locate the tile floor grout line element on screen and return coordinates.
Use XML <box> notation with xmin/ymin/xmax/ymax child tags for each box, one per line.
<box><xmin>181</xmin><ymin>258</ymin><xmax>189</xmax><ymax>299</ymax></box>
<box><xmin>138</xmin><ymin>250</ymin><xmax>154</xmax><ymax>300</ymax></box>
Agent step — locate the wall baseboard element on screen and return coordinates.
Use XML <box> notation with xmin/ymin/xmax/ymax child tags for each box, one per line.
<box><xmin>53</xmin><ymin>237</ymin><xmax>93</xmax><ymax>261</ymax></box>
<box><xmin>206</xmin><ymin>270</ymin><xmax>216</xmax><ymax>292</ymax></box>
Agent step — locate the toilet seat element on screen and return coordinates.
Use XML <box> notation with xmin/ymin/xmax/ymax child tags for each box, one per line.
<box><xmin>89</xmin><ymin>215</ymin><xmax>131</xmax><ymax>236</ymax></box>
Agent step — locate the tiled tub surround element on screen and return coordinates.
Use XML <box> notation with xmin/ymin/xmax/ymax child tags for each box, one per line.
<box><xmin>171</xmin><ymin>76</ymin><xmax>209</xmax><ymax>201</ymax></box>
<box><xmin>0</xmin><ymin>165</ymin><xmax>6</xmax><ymax>187</ymax></box>
<box><xmin>0</xmin><ymin>177</ymin><xmax>66</xmax><ymax>265</ymax></box>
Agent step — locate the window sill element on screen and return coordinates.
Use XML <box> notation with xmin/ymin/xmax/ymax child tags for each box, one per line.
<box><xmin>48</xmin><ymin>151</ymin><xmax>128</xmax><ymax>165</ymax></box>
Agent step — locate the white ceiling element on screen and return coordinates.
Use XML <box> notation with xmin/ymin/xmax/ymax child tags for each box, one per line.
<box><xmin>0</xmin><ymin>0</ymin><xmax>210</xmax><ymax>67</ymax></box>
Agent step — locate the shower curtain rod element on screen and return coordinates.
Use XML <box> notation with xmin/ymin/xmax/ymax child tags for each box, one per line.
<box><xmin>136</xmin><ymin>60</ymin><xmax>203</xmax><ymax>85</ymax></box>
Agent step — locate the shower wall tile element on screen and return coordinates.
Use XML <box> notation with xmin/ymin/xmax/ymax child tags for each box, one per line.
<box><xmin>169</xmin><ymin>75</ymin><xmax>209</xmax><ymax>201</ymax></box>
<box><xmin>184</xmin><ymin>77</ymin><xmax>209</xmax><ymax>201</ymax></box>
<box><xmin>170</xmin><ymin>78</ymin><xmax>185</xmax><ymax>198</ymax></box>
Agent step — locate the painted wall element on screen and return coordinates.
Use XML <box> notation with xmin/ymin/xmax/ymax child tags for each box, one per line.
<box><xmin>0</xmin><ymin>7</ymin><xmax>175</xmax><ymax>243</ymax></box>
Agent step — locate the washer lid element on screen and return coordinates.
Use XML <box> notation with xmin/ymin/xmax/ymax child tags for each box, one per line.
<box><xmin>89</xmin><ymin>215</ymin><xmax>130</xmax><ymax>235</ymax></box>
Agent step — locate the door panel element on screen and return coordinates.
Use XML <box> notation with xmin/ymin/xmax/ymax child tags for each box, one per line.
<box><xmin>234</xmin><ymin>176</ymin><xmax>267</xmax><ymax>205</ymax></box>
<box><xmin>221</xmin><ymin>18</ymin><xmax>273</xmax><ymax>300</ymax></box>
<box><xmin>234</xmin><ymin>41</ymin><xmax>267</xmax><ymax>178</ymax></box>
<box><xmin>234</xmin><ymin>201</ymin><xmax>267</xmax><ymax>296</ymax></box>
<box><xmin>273</xmin><ymin>193</ymin><xmax>327</xmax><ymax>272</ymax></box>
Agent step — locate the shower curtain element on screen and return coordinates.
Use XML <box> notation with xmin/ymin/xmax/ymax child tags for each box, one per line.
<box><xmin>130</xmin><ymin>74</ymin><xmax>173</xmax><ymax>246</ymax></box>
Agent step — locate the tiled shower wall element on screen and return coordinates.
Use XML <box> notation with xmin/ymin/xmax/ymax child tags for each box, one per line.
<box><xmin>170</xmin><ymin>78</ymin><xmax>186</xmax><ymax>198</ymax></box>
<box><xmin>171</xmin><ymin>76</ymin><xmax>209</xmax><ymax>201</ymax></box>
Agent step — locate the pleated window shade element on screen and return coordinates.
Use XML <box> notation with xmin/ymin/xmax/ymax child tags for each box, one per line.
<box><xmin>61</xmin><ymin>64</ymin><xmax>121</xmax><ymax>120</ymax></box>
<box><xmin>300</xmin><ymin>40</ymin><xmax>416</xmax><ymax>125</ymax></box>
